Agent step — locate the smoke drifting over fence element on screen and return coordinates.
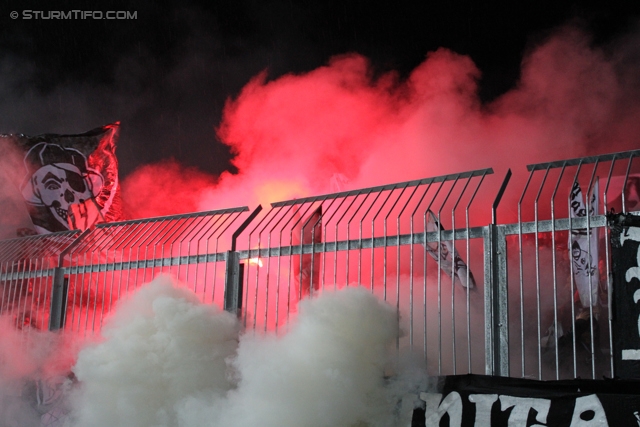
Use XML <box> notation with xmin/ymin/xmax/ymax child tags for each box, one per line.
<box><xmin>0</xmin><ymin>19</ymin><xmax>639</xmax><ymax>427</ymax></box>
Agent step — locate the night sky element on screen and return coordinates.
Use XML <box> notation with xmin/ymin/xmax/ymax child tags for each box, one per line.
<box><xmin>0</xmin><ymin>0</ymin><xmax>639</xmax><ymax>179</ymax></box>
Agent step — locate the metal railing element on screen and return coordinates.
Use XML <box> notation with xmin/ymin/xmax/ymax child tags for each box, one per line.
<box><xmin>0</xmin><ymin>230</ymin><xmax>80</xmax><ymax>331</ymax></box>
<box><xmin>2</xmin><ymin>148</ymin><xmax>640</xmax><ymax>380</ymax></box>
<box><xmin>1</xmin><ymin>207</ymin><xmax>253</xmax><ymax>336</ymax></box>
<box><xmin>232</xmin><ymin>168</ymin><xmax>501</xmax><ymax>376</ymax></box>
<box><xmin>501</xmin><ymin>149</ymin><xmax>640</xmax><ymax>380</ymax></box>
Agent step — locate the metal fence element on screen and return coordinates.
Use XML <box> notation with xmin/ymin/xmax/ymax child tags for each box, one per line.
<box><xmin>233</xmin><ymin>168</ymin><xmax>500</xmax><ymax>377</ymax></box>
<box><xmin>0</xmin><ymin>207</ymin><xmax>254</xmax><ymax>336</ymax></box>
<box><xmin>0</xmin><ymin>230</ymin><xmax>79</xmax><ymax>331</ymax></box>
<box><xmin>2</xmin><ymin>148</ymin><xmax>640</xmax><ymax>380</ymax></box>
<box><xmin>499</xmin><ymin>150</ymin><xmax>640</xmax><ymax>380</ymax></box>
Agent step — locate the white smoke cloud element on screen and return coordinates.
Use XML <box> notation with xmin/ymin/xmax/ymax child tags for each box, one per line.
<box><xmin>61</xmin><ymin>276</ymin><xmax>416</xmax><ymax>427</ymax></box>
<box><xmin>0</xmin><ymin>316</ymin><xmax>79</xmax><ymax>427</ymax></box>
<box><xmin>66</xmin><ymin>275</ymin><xmax>239</xmax><ymax>427</ymax></box>
<box><xmin>0</xmin><ymin>138</ymin><xmax>33</xmax><ymax>239</ymax></box>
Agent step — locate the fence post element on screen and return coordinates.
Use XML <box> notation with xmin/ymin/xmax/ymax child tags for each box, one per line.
<box><xmin>224</xmin><ymin>251</ymin><xmax>244</xmax><ymax>315</ymax></box>
<box><xmin>49</xmin><ymin>228</ymin><xmax>91</xmax><ymax>331</ymax></box>
<box><xmin>48</xmin><ymin>268</ymin><xmax>68</xmax><ymax>331</ymax></box>
<box><xmin>224</xmin><ymin>205</ymin><xmax>262</xmax><ymax>316</ymax></box>
<box><xmin>484</xmin><ymin>224</ymin><xmax>509</xmax><ymax>376</ymax></box>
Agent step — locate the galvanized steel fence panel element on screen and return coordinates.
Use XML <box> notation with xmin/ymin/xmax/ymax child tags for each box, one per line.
<box><xmin>2</xmin><ymin>148</ymin><xmax>639</xmax><ymax>381</ymax></box>
<box><xmin>234</xmin><ymin>168</ymin><xmax>501</xmax><ymax>376</ymax></box>
<box><xmin>59</xmin><ymin>207</ymin><xmax>251</xmax><ymax>335</ymax></box>
<box><xmin>506</xmin><ymin>149</ymin><xmax>640</xmax><ymax>380</ymax></box>
<box><xmin>0</xmin><ymin>231</ymin><xmax>80</xmax><ymax>331</ymax></box>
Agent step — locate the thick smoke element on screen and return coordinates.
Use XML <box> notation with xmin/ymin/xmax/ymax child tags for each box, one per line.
<box><xmin>0</xmin><ymin>18</ymin><xmax>639</xmax><ymax>427</ymax></box>
<box><xmin>60</xmin><ymin>275</ymin><xmax>410</xmax><ymax>427</ymax></box>
<box><xmin>123</xmin><ymin>25</ymin><xmax>640</xmax><ymax>216</ymax></box>
<box><xmin>67</xmin><ymin>276</ymin><xmax>239</xmax><ymax>427</ymax></box>
<box><xmin>0</xmin><ymin>139</ymin><xmax>33</xmax><ymax>238</ymax></box>
<box><xmin>0</xmin><ymin>317</ymin><xmax>80</xmax><ymax>427</ymax></box>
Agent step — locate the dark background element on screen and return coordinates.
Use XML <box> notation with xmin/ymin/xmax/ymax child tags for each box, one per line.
<box><xmin>0</xmin><ymin>0</ymin><xmax>638</xmax><ymax>179</ymax></box>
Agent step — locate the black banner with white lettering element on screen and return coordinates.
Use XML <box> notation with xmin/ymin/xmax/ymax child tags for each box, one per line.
<box><xmin>412</xmin><ymin>374</ymin><xmax>640</xmax><ymax>426</ymax></box>
<box><xmin>609</xmin><ymin>213</ymin><xmax>640</xmax><ymax>380</ymax></box>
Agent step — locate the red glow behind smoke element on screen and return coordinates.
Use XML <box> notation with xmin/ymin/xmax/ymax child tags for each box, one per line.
<box><xmin>111</xmin><ymin>27</ymin><xmax>640</xmax><ymax>336</ymax></box>
<box><xmin>121</xmin><ymin>26</ymin><xmax>640</xmax><ymax>219</ymax></box>
<box><xmin>121</xmin><ymin>159</ymin><xmax>218</xmax><ymax>218</ymax></box>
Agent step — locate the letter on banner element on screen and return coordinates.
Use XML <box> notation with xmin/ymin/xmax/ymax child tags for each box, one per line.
<box><xmin>421</xmin><ymin>392</ymin><xmax>463</xmax><ymax>427</ymax></box>
<box><xmin>469</xmin><ymin>394</ymin><xmax>498</xmax><ymax>426</ymax></box>
<box><xmin>424</xmin><ymin>210</ymin><xmax>476</xmax><ymax>289</ymax></box>
<box><xmin>569</xmin><ymin>180</ymin><xmax>600</xmax><ymax>307</ymax></box>
<box><xmin>499</xmin><ymin>395</ymin><xmax>551</xmax><ymax>427</ymax></box>
<box><xmin>568</xmin><ymin>394</ymin><xmax>609</xmax><ymax>426</ymax></box>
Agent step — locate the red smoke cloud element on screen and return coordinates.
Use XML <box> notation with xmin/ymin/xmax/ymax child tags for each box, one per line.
<box><xmin>122</xmin><ymin>26</ymin><xmax>640</xmax><ymax>218</ymax></box>
<box><xmin>122</xmin><ymin>159</ymin><xmax>219</xmax><ymax>218</ymax></box>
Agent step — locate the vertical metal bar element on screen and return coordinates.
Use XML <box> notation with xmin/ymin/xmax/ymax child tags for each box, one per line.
<box><xmin>353</xmin><ymin>191</ymin><xmax>374</xmax><ymax>288</ymax></box>
<box><xmin>533</xmin><ymin>166</ymin><xmax>550</xmax><ymax>379</ymax></box>
<box><xmin>395</xmin><ymin>185</ymin><xmax>421</xmax><ymax>349</ymax></box>
<box><xmin>584</xmin><ymin>162</ymin><xmax>600</xmax><ymax>379</ymax></box>
<box><xmin>196</xmin><ymin>215</ymin><xmax>224</xmax><ymax>302</ymax></box>
<box><xmin>484</xmin><ymin>170</ymin><xmax>513</xmax><ymax>377</ymax></box>
<box><xmin>357</xmin><ymin>195</ymin><xmax>371</xmax><ymax>288</ymax></box>
<box><xmin>48</xmin><ymin>267</ymin><xmax>67</xmax><ymax>331</ymax></box>
<box><xmin>372</xmin><ymin>189</ymin><xmax>396</xmax><ymax>301</ymax></box>
<box><xmin>568</xmin><ymin>161</ymin><xmax>584</xmax><ymax>378</ymax></box>
<box><xmin>229</xmin><ymin>206</ymin><xmax>262</xmax><ymax>325</ymax></box>
<box><xmin>276</xmin><ymin>205</ymin><xmax>297</xmax><ymax>328</ymax></box>
<box><xmin>259</xmin><ymin>207</ymin><xmax>288</xmax><ymax>332</ymax></box>
<box><xmin>310</xmin><ymin>209</ymin><xmax>323</xmax><ymax>297</ymax></box>
<box><xmin>129</xmin><ymin>220</ymin><xmax>155</xmax><ymax>292</ymax></box>
<box><xmin>272</xmin><ymin>205</ymin><xmax>296</xmax><ymax>332</ymax></box>
<box><xmin>549</xmin><ymin>164</ymin><xmax>567</xmax><ymax>379</ymax></box>
<box><xmin>385</xmin><ymin>184</ymin><xmax>408</xmax><ymax>351</ymax></box>
<box><xmin>423</xmin><ymin>181</ymin><xmax>446</xmax><ymax>372</ymax></box>
<box><xmin>15</xmin><ymin>260</ymin><xmax>27</xmax><ymax>332</ymax></box>
<box><xmin>603</xmin><ymin>156</ymin><xmax>617</xmax><ymax>377</ymax></box>
<box><xmin>435</xmin><ymin>178</ymin><xmax>459</xmax><ymax>373</ymax></box>
<box><xmin>621</xmin><ymin>154</ymin><xmax>634</xmax><ymax>214</ymax></box>
<box><xmin>211</xmin><ymin>211</ymin><xmax>243</xmax><ymax>304</ymax></box>
<box><xmin>409</xmin><ymin>184</ymin><xmax>433</xmax><ymax>354</ymax></box>
<box><xmin>464</xmin><ymin>171</ymin><xmax>488</xmax><ymax>372</ymax></box>
<box><xmin>224</xmin><ymin>251</ymin><xmax>242</xmax><ymax>315</ymax></box>
<box><xmin>483</xmin><ymin>225</ymin><xmax>494</xmax><ymax>375</ymax></box>
<box><xmin>484</xmin><ymin>224</ymin><xmax>509</xmax><ymax>376</ymax></box>
<box><xmin>357</xmin><ymin>190</ymin><xmax>385</xmax><ymax>292</ymax></box>
<box><xmin>336</xmin><ymin>195</ymin><xmax>362</xmax><ymax>286</ymax></box>
<box><xmin>318</xmin><ymin>197</ymin><xmax>342</xmax><ymax>292</ymax></box>
<box><xmin>32</xmin><ymin>259</ymin><xmax>43</xmax><ymax>330</ymax></box>
<box><xmin>518</xmin><ymin>170</ymin><xmax>534</xmax><ymax>377</ymax></box>
<box><xmin>450</xmin><ymin>176</ymin><xmax>475</xmax><ymax>373</ymax></box>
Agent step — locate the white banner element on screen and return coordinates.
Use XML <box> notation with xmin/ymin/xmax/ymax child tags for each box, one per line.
<box><xmin>569</xmin><ymin>179</ymin><xmax>600</xmax><ymax>307</ymax></box>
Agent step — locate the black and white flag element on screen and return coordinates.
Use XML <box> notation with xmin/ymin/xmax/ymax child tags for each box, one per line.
<box><xmin>569</xmin><ymin>179</ymin><xmax>600</xmax><ymax>308</ymax></box>
<box><xmin>424</xmin><ymin>210</ymin><xmax>476</xmax><ymax>289</ymax></box>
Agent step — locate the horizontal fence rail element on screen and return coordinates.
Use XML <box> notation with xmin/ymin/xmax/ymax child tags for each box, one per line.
<box><xmin>1</xmin><ymin>148</ymin><xmax>640</xmax><ymax>381</ymax></box>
